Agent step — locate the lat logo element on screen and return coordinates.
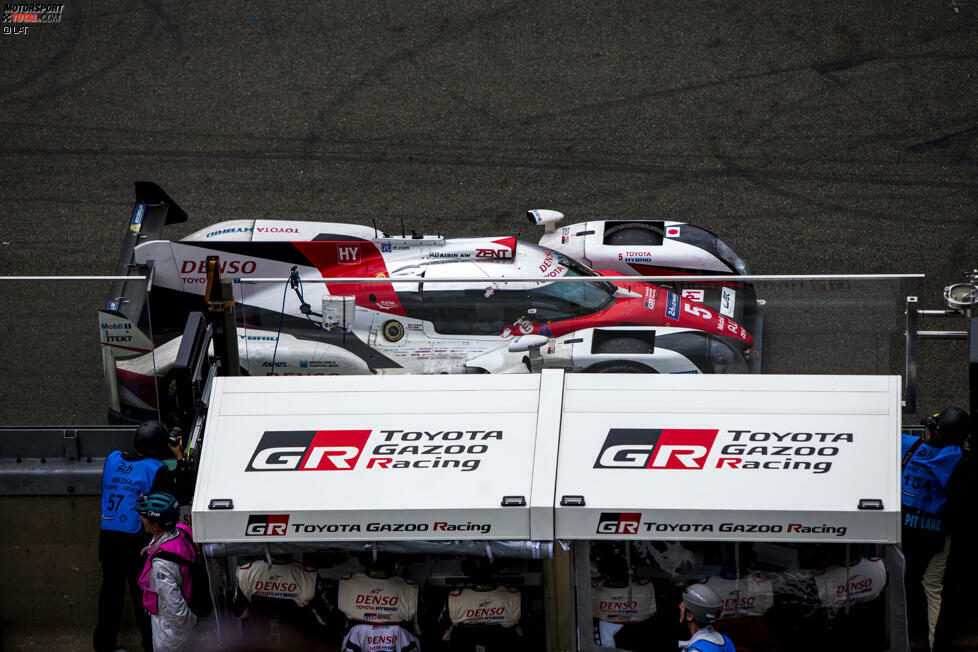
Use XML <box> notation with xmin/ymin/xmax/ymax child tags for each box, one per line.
<box><xmin>337</xmin><ymin>243</ymin><xmax>361</xmax><ymax>264</ymax></box>
<box><xmin>246</xmin><ymin>514</ymin><xmax>290</xmax><ymax>536</ymax></box>
<box><xmin>593</xmin><ymin>428</ymin><xmax>719</xmax><ymax>470</ymax></box>
<box><xmin>720</xmin><ymin>287</ymin><xmax>736</xmax><ymax>317</ymax></box>
<box><xmin>246</xmin><ymin>430</ymin><xmax>371</xmax><ymax>471</ymax></box>
<box><xmin>597</xmin><ymin>512</ymin><xmax>642</xmax><ymax>534</ymax></box>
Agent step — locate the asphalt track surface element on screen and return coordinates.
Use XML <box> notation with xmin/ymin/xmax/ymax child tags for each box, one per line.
<box><xmin>0</xmin><ymin>1</ymin><xmax>976</xmax><ymax>426</ymax></box>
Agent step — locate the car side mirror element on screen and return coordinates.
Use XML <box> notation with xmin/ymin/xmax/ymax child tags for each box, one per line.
<box><xmin>508</xmin><ymin>334</ymin><xmax>549</xmax><ymax>353</ymax></box>
<box><xmin>613</xmin><ymin>287</ymin><xmax>641</xmax><ymax>299</ymax></box>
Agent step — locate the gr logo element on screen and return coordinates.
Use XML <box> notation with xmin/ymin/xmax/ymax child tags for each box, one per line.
<box><xmin>597</xmin><ymin>512</ymin><xmax>642</xmax><ymax>535</ymax></box>
<box><xmin>594</xmin><ymin>428</ymin><xmax>719</xmax><ymax>470</ymax></box>
<box><xmin>246</xmin><ymin>514</ymin><xmax>290</xmax><ymax>536</ymax></box>
<box><xmin>246</xmin><ymin>430</ymin><xmax>371</xmax><ymax>471</ymax></box>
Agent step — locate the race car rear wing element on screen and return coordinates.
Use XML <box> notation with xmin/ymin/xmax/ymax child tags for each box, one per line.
<box><xmin>101</xmin><ymin>182</ymin><xmax>189</xmax><ymax>422</ymax></box>
<box><xmin>105</xmin><ymin>182</ymin><xmax>188</xmax><ymax>317</ymax></box>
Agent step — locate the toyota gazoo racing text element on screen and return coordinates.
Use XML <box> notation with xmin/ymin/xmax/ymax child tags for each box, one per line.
<box><xmin>99</xmin><ymin>184</ymin><xmax>761</xmax><ymax>423</ymax></box>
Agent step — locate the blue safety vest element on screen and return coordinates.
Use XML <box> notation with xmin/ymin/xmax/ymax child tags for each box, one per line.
<box><xmin>901</xmin><ymin>435</ymin><xmax>961</xmax><ymax>534</ymax></box>
<box><xmin>100</xmin><ymin>450</ymin><xmax>164</xmax><ymax>534</ymax></box>
<box><xmin>688</xmin><ymin>633</ymin><xmax>736</xmax><ymax>652</ymax></box>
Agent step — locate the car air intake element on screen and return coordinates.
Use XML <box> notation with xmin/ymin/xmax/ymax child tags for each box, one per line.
<box><xmin>603</xmin><ymin>221</ymin><xmax>665</xmax><ymax>246</ymax></box>
<box><xmin>591</xmin><ymin>329</ymin><xmax>655</xmax><ymax>355</ymax></box>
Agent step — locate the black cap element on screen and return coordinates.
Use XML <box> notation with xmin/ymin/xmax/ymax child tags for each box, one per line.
<box><xmin>134</xmin><ymin>420</ymin><xmax>169</xmax><ymax>457</ymax></box>
<box><xmin>936</xmin><ymin>407</ymin><xmax>971</xmax><ymax>443</ymax></box>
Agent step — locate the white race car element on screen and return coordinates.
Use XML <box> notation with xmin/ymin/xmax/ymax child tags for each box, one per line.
<box><xmin>531</xmin><ymin>209</ymin><xmax>748</xmax><ymax>276</ymax></box>
<box><xmin>100</xmin><ymin>184</ymin><xmax>761</xmax><ymax>424</ymax></box>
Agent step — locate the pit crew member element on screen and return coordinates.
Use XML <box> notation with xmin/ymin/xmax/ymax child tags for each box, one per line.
<box><xmin>591</xmin><ymin>554</ymin><xmax>656</xmax><ymax>649</ymax></box>
<box><xmin>679</xmin><ymin>583</ymin><xmax>736</xmax><ymax>652</ymax></box>
<box><xmin>231</xmin><ymin>554</ymin><xmax>331</xmax><ymax>644</ymax></box>
<box><xmin>440</xmin><ymin>558</ymin><xmax>523</xmax><ymax>650</ymax></box>
<box><xmin>341</xmin><ymin>623</ymin><xmax>421</xmax><ymax>652</ymax></box>
<box><xmin>337</xmin><ymin>554</ymin><xmax>420</xmax><ymax>633</ymax></box>
<box><xmin>902</xmin><ymin>406</ymin><xmax>972</xmax><ymax>650</ymax></box>
<box><xmin>94</xmin><ymin>420</ymin><xmax>183</xmax><ymax>652</ymax></box>
<box><xmin>135</xmin><ymin>493</ymin><xmax>198</xmax><ymax>652</ymax></box>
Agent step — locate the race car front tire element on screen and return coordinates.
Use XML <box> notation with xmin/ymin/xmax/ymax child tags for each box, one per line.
<box><xmin>584</xmin><ymin>360</ymin><xmax>656</xmax><ymax>373</ymax></box>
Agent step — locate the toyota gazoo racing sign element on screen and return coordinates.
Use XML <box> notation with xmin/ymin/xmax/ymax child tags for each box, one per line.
<box><xmin>594</xmin><ymin>511</ymin><xmax>851</xmax><ymax>539</ymax></box>
<box><xmin>244</xmin><ymin>512</ymin><xmax>492</xmax><ymax>538</ymax></box>
<box><xmin>245</xmin><ymin>428</ymin><xmax>504</xmax><ymax>473</ymax></box>
<box><xmin>594</xmin><ymin>427</ymin><xmax>855</xmax><ymax>475</ymax></box>
<box><xmin>579</xmin><ymin>424</ymin><xmax>879</xmax><ymax>541</ymax></box>
<box><xmin>226</xmin><ymin>426</ymin><xmax>518</xmax><ymax>540</ymax></box>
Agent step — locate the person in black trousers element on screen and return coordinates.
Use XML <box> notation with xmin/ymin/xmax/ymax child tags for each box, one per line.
<box><xmin>93</xmin><ymin>421</ymin><xmax>185</xmax><ymax>652</ymax></box>
<box><xmin>902</xmin><ymin>406</ymin><xmax>972</xmax><ymax>650</ymax></box>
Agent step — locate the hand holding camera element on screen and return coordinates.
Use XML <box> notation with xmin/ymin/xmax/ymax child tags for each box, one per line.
<box><xmin>167</xmin><ymin>426</ymin><xmax>184</xmax><ymax>460</ymax></box>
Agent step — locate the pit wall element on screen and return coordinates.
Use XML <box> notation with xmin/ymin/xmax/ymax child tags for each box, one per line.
<box><xmin>0</xmin><ymin>496</ymin><xmax>142</xmax><ymax>650</ymax></box>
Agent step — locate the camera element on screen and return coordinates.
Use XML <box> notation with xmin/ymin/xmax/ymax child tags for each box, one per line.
<box><xmin>168</xmin><ymin>426</ymin><xmax>183</xmax><ymax>449</ymax></box>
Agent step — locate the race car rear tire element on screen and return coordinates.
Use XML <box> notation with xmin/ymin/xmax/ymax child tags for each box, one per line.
<box><xmin>584</xmin><ymin>360</ymin><xmax>656</xmax><ymax>373</ymax></box>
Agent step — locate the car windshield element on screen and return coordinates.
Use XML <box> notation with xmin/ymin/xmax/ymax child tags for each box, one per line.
<box><xmin>395</xmin><ymin>248</ymin><xmax>618</xmax><ymax>334</ymax></box>
<box><xmin>526</xmin><ymin>249</ymin><xmax>617</xmax><ymax>320</ymax></box>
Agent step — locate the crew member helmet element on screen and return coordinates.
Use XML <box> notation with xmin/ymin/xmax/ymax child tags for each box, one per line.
<box><xmin>134</xmin><ymin>420</ymin><xmax>169</xmax><ymax>457</ymax></box>
<box><xmin>682</xmin><ymin>583</ymin><xmax>723</xmax><ymax>625</ymax></box>
<box><xmin>359</xmin><ymin>550</ymin><xmax>396</xmax><ymax>578</ymax></box>
<box><xmin>134</xmin><ymin>492</ymin><xmax>180</xmax><ymax>530</ymax></box>
<box><xmin>461</xmin><ymin>557</ymin><xmax>497</xmax><ymax>585</ymax></box>
<box><xmin>926</xmin><ymin>407</ymin><xmax>971</xmax><ymax>444</ymax></box>
<box><xmin>596</xmin><ymin>554</ymin><xmax>630</xmax><ymax>584</ymax></box>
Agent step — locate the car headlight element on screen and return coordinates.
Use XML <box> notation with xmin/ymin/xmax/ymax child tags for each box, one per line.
<box><xmin>716</xmin><ymin>239</ymin><xmax>748</xmax><ymax>275</ymax></box>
